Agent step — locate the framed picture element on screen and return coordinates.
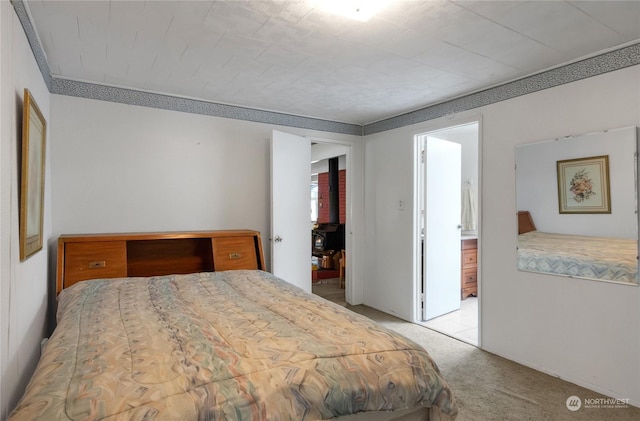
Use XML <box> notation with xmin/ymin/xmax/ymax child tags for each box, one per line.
<box><xmin>19</xmin><ymin>89</ymin><xmax>47</xmax><ymax>260</ymax></box>
<box><xmin>557</xmin><ymin>155</ymin><xmax>611</xmax><ymax>214</ymax></box>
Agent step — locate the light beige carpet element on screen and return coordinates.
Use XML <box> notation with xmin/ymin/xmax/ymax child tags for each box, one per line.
<box><xmin>313</xmin><ymin>279</ymin><xmax>639</xmax><ymax>421</ymax></box>
<box><xmin>312</xmin><ymin>277</ymin><xmax>347</xmax><ymax>306</ymax></box>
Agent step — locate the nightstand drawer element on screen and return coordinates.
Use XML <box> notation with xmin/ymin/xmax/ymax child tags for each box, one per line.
<box><xmin>462</xmin><ymin>249</ymin><xmax>477</xmax><ymax>267</ymax></box>
<box><xmin>461</xmin><ymin>238</ymin><xmax>478</xmax><ymax>300</ymax></box>
<box><xmin>462</xmin><ymin>269</ymin><xmax>477</xmax><ymax>287</ymax></box>
<box><xmin>63</xmin><ymin>241</ymin><xmax>127</xmax><ymax>287</ymax></box>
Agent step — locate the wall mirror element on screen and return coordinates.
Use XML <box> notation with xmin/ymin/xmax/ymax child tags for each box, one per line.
<box><xmin>515</xmin><ymin>126</ymin><xmax>639</xmax><ymax>285</ymax></box>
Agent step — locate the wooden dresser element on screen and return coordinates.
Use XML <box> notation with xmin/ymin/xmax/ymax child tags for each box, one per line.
<box><xmin>461</xmin><ymin>238</ymin><xmax>478</xmax><ymax>300</ymax></box>
<box><xmin>56</xmin><ymin>230</ymin><xmax>265</xmax><ymax>294</ymax></box>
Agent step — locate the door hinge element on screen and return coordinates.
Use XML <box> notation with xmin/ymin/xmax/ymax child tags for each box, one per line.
<box><xmin>420</xmin><ymin>150</ymin><xmax>425</xmax><ymax>163</ymax></box>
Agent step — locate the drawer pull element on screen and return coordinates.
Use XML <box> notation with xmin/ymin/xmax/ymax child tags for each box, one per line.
<box><xmin>229</xmin><ymin>252</ymin><xmax>242</xmax><ymax>259</ymax></box>
<box><xmin>88</xmin><ymin>261</ymin><xmax>106</xmax><ymax>269</ymax></box>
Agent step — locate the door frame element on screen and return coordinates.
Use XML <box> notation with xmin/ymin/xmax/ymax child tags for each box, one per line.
<box><xmin>411</xmin><ymin>115</ymin><xmax>483</xmax><ymax>347</ymax></box>
<box><xmin>308</xmin><ymin>137</ymin><xmax>356</xmax><ymax>304</ymax></box>
<box><xmin>418</xmin><ymin>136</ymin><xmax>462</xmax><ymax>321</ymax></box>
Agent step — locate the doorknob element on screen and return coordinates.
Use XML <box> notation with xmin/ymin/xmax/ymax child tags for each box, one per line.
<box><xmin>274</xmin><ymin>235</ymin><xmax>283</xmax><ymax>243</ymax></box>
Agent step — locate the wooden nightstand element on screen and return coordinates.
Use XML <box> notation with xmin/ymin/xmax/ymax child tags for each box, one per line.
<box><xmin>461</xmin><ymin>238</ymin><xmax>477</xmax><ymax>300</ymax></box>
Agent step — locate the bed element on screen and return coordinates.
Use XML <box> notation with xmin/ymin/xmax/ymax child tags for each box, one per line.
<box><xmin>9</xmin><ymin>230</ymin><xmax>457</xmax><ymax>421</ymax></box>
<box><xmin>517</xmin><ymin>212</ymin><xmax>638</xmax><ymax>283</ymax></box>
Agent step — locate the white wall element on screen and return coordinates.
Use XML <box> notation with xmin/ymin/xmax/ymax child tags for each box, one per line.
<box><xmin>311</xmin><ymin>155</ymin><xmax>347</xmax><ymax>175</ymax></box>
<box><xmin>363</xmin><ymin>126</ymin><xmax>416</xmax><ymax>320</ymax></box>
<box><xmin>50</xmin><ymin>95</ymin><xmax>365</xmax><ymax>302</ymax></box>
<box><xmin>363</xmin><ymin>114</ymin><xmax>480</xmax><ymax>321</ymax></box>
<box><xmin>516</xmin><ymin>126</ymin><xmax>637</xmax><ymax>238</ymax></box>
<box><xmin>482</xmin><ymin>66</ymin><xmax>640</xmax><ymax>405</ymax></box>
<box><xmin>0</xmin><ymin>4</ymin><xmax>52</xmax><ymax>418</ymax></box>
<box><xmin>363</xmin><ymin>65</ymin><xmax>640</xmax><ymax>405</ymax></box>
<box><xmin>311</xmin><ymin>142</ymin><xmax>348</xmax><ymax>170</ymax></box>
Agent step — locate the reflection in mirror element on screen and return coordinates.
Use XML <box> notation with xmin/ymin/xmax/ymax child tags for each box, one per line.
<box><xmin>515</xmin><ymin>126</ymin><xmax>639</xmax><ymax>285</ymax></box>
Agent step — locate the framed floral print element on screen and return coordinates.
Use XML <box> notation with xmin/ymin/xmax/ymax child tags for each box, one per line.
<box><xmin>557</xmin><ymin>155</ymin><xmax>611</xmax><ymax>214</ymax></box>
<box><xmin>19</xmin><ymin>89</ymin><xmax>46</xmax><ymax>260</ymax></box>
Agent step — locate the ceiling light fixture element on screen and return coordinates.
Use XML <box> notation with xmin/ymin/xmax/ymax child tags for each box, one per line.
<box><xmin>311</xmin><ymin>0</ymin><xmax>394</xmax><ymax>22</ymax></box>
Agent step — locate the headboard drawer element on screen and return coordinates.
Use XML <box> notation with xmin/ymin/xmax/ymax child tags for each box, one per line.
<box><xmin>212</xmin><ymin>236</ymin><xmax>259</xmax><ymax>271</ymax></box>
<box><xmin>63</xmin><ymin>241</ymin><xmax>127</xmax><ymax>288</ymax></box>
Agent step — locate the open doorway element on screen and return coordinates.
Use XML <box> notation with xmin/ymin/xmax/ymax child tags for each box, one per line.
<box><xmin>271</xmin><ymin>132</ymin><xmax>354</xmax><ymax>296</ymax></box>
<box><xmin>414</xmin><ymin>122</ymin><xmax>480</xmax><ymax>346</ymax></box>
<box><xmin>311</xmin><ymin>144</ymin><xmax>349</xmax><ymax>306</ymax></box>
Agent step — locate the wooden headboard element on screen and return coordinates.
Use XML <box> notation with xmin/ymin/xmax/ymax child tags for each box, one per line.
<box><xmin>56</xmin><ymin>230</ymin><xmax>265</xmax><ymax>294</ymax></box>
<box><xmin>517</xmin><ymin>211</ymin><xmax>537</xmax><ymax>235</ymax></box>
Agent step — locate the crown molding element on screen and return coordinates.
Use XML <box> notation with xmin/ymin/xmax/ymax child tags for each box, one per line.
<box><xmin>13</xmin><ymin>0</ymin><xmax>639</xmax><ymax>138</ymax></box>
<box><xmin>364</xmin><ymin>43</ymin><xmax>640</xmax><ymax>135</ymax></box>
<box><xmin>11</xmin><ymin>0</ymin><xmax>363</xmax><ymax>136</ymax></box>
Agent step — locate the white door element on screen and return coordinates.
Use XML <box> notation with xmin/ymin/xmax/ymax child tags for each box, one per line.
<box><xmin>423</xmin><ymin>138</ymin><xmax>462</xmax><ymax>320</ymax></box>
<box><xmin>270</xmin><ymin>130</ymin><xmax>312</xmax><ymax>292</ymax></box>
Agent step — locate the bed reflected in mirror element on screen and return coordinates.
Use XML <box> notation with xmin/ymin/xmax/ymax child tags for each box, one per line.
<box><xmin>515</xmin><ymin>126</ymin><xmax>639</xmax><ymax>285</ymax></box>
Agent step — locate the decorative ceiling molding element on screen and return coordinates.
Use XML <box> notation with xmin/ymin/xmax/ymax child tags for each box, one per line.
<box><xmin>11</xmin><ymin>0</ymin><xmax>363</xmax><ymax>136</ymax></box>
<box><xmin>12</xmin><ymin>0</ymin><xmax>640</xmax><ymax>138</ymax></box>
<box><xmin>49</xmin><ymin>78</ymin><xmax>363</xmax><ymax>135</ymax></box>
<box><xmin>12</xmin><ymin>0</ymin><xmax>51</xmax><ymax>89</ymax></box>
<box><xmin>364</xmin><ymin>43</ymin><xmax>640</xmax><ymax>135</ymax></box>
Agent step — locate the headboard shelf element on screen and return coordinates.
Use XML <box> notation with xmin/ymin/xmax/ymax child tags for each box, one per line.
<box><xmin>126</xmin><ymin>238</ymin><xmax>215</xmax><ymax>277</ymax></box>
<box><xmin>57</xmin><ymin>230</ymin><xmax>265</xmax><ymax>294</ymax></box>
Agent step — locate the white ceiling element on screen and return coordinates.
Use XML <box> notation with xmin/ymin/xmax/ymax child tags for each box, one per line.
<box><xmin>24</xmin><ymin>0</ymin><xmax>640</xmax><ymax>125</ymax></box>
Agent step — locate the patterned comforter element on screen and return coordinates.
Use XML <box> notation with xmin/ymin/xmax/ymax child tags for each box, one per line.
<box><xmin>517</xmin><ymin>231</ymin><xmax>638</xmax><ymax>283</ymax></box>
<box><xmin>9</xmin><ymin>270</ymin><xmax>457</xmax><ymax>420</ymax></box>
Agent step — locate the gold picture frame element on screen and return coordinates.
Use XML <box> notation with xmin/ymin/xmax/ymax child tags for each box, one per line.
<box><xmin>557</xmin><ymin>155</ymin><xmax>611</xmax><ymax>214</ymax></box>
<box><xmin>20</xmin><ymin>89</ymin><xmax>46</xmax><ymax>260</ymax></box>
